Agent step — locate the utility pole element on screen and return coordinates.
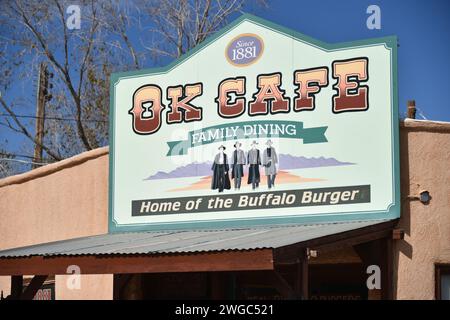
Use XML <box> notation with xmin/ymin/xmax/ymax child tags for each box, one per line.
<box><xmin>33</xmin><ymin>63</ymin><xmax>51</xmax><ymax>169</ymax></box>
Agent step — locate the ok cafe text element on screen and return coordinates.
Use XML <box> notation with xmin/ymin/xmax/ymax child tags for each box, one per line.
<box><xmin>129</xmin><ymin>57</ymin><xmax>369</xmax><ymax>135</ymax></box>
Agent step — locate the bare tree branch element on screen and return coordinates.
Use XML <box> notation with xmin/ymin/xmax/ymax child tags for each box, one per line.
<box><xmin>53</xmin><ymin>0</ymin><xmax>69</xmax><ymax>73</ymax></box>
<box><xmin>12</xmin><ymin>0</ymin><xmax>93</xmax><ymax>151</ymax></box>
<box><xmin>0</xmin><ymin>95</ymin><xmax>61</xmax><ymax>160</ymax></box>
<box><xmin>0</xmin><ymin>0</ymin><xmax>267</xmax><ymax>177</ymax></box>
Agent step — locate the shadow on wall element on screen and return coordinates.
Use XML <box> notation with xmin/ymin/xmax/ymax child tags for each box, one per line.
<box><xmin>392</xmin><ymin>128</ymin><xmax>414</xmax><ymax>299</ymax></box>
<box><xmin>398</xmin><ymin>129</ymin><xmax>413</xmax><ymax>258</ymax></box>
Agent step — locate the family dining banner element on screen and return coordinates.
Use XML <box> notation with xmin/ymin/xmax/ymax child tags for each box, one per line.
<box><xmin>108</xmin><ymin>14</ymin><xmax>400</xmax><ymax>232</ymax></box>
<box><xmin>166</xmin><ymin>120</ymin><xmax>328</xmax><ymax>156</ymax></box>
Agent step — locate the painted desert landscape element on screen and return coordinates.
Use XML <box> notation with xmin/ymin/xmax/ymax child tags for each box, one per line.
<box><xmin>144</xmin><ymin>154</ymin><xmax>354</xmax><ymax>192</ymax></box>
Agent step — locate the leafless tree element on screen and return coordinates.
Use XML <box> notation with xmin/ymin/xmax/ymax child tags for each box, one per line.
<box><xmin>142</xmin><ymin>0</ymin><xmax>255</xmax><ymax>58</ymax></box>
<box><xmin>0</xmin><ymin>0</ymin><xmax>112</xmax><ymax>159</ymax></box>
<box><xmin>0</xmin><ymin>0</ymin><xmax>266</xmax><ymax>175</ymax></box>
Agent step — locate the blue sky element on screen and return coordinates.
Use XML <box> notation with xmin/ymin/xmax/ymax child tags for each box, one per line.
<box><xmin>250</xmin><ymin>0</ymin><xmax>450</xmax><ymax>121</ymax></box>
<box><xmin>1</xmin><ymin>0</ymin><xmax>449</xmax><ymax>167</ymax></box>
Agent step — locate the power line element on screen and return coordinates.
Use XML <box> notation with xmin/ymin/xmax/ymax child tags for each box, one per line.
<box><xmin>0</xmin><ymin>113</ymin><xmax>108</xmax><ymax>123</ymax></box>
<box><xmin>0</xmin><ymin>157</ymin><xmax>48</xmax><ymax>166</ymax></box>
<box><xmin>416</xmin><ymin>107</ymin><xmax>428</xmax><ymax>120</ymax></box>
<box><xmin>0</xmin><ymin>151</ymin><xmax>52</xmax><ymax>162</ymax></box>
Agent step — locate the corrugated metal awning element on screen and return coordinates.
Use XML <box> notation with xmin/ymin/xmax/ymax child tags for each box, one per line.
<box><xmin>0</xmin><ymin>219</ymin><xmax>393</xmax><ymax>258</ymax></box>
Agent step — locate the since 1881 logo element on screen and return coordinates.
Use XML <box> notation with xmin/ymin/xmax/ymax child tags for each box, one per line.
<box><xmin>225</xmin><ymin>33</ymin><xmax>264</xmax><ymax>67</ymax></box>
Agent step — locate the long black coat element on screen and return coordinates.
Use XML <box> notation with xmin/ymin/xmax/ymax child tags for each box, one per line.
<box><xmin>211</xmin><ymin>153</ymin><xmax>231</xmax><ymax>191</ymax></box>
<box><xmin>231</xmin><ymin>149</ymin><xmax>245</xmax><ymax>179</ymax></box>
<box><xmin>247</xmin><ymin>150</ymin><xmax>261</xmax><ymax>184</ymax></box>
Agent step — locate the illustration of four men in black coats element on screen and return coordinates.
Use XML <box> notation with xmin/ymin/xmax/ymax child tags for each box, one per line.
<box><xmin>211</xmin><ymin>140</ymin><xmax>278</xmax><ymax>192</ymax></box>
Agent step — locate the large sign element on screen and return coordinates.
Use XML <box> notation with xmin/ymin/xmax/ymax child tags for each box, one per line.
<box><xmin>109</xmin><ymin>14</ymin><xmax>399</xmax><ymax>232</ymax></box>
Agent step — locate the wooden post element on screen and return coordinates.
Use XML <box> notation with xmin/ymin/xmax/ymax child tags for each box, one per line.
<box><xmin>381</xmin><ymin>238</ymin><xmax>393</xmax><ymax>300</ymax></box>
<box><xmin>294</xmin><ymin>248</ymin><xmax>308</xmax><ymax>300</ymax></box>
<box><xmin>113</xmin><ymin>274</ymin><xmax>132</xmax><ymax>300</ymax></box>
<box><xmin>407</xmin><ymin>100</ymin><xmax>416</xmax><ymax>119</ymax></box>
<box><xmin>120</xmin><ymin>274</ymin><xmax>143</xmax><ymax>300</ymax></box>
<box><xmin>354</xmin><ymin>237</ymin><xmax>393</xmax><ymax>300</ymax></box>
<box><xmin>228</xmin><ymin>272</ymin><xmax>237</xmax><ymax>300</ymax></box>
<box><xmin>113</xmin><ymin>274</ymin><xmax>120</xmax><ymax>300</ymax></box>
<box><xmin>301</xmin><ymin>250</ymin><xmax>309</xmax><ymax>300</ymax></box>
<box><xmin>10</xmin><ymin>275</ymin><xmax>23</xmax><ymax>299</ymax></box>
<box><xmin>208</xmin><ymin>272</ymin><xmax>225</xmax><ymax>300</ymax></box>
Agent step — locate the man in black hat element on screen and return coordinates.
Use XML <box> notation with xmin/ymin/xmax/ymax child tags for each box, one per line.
<box><xmin>231</xmin><ymin>141</ymin><xmax>246</xmax><ymax>190</ymax></box>
<box><xmin>211</xmin><ymin>145</ymin><xmax>231</xmax><ymax>192</ymax></box>
<box><xmin>247</xmin><ymin>140</ymin><xmax>261</xmax><ymax>190</ymax></box>
<box><xmin>262</xmin><ymin>139</ymin><xmax>278</xmax><ymax>189</ymax></box>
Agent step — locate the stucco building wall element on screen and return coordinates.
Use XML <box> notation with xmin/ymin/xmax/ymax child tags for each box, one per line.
<box><xmin>0</xmin><ymin>120</ymin><xmax>449</xmax><ymax>299</ymax></box>
<box><xmin>0</xmin><ymin>147</ymin><xmax>111</xmax><ymax>299</ymax></box>
<box><xmin>394</xmin><ymin>120</ymin><xmax>450</xmax><ymax>299</ymax></box>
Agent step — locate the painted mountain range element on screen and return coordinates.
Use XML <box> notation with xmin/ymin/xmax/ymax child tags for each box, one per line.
<box><xmin>144</xmin><ymin>154</ymin><xmax>354</xmax><ymax>180</ymax></box>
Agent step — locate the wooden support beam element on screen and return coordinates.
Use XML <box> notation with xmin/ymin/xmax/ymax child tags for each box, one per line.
<box><xmin>304</xmin><ymin>220</ymin><xmax>397</xmax><ymax>249</ymax></box>
<box><xmin>208</xmin><ymin>272</ymin><xmax>226</xmax><ymax>300</ymax></box>
<box><xmin>354</xmin><ymin>237</ymin><xmax>393</xmax><ymax>300</ymax></box>
<box><xmin>0</xmin><ymin>249</ymin><xmax>274</xmax><ymax>276</ymax></box>
<box><xmin>294</xmin><ymin>248</ymin><xmax>308</xmax><ymax>300</ymax></box>
<box><xmin>113</xmin><ymin>274</ymin><xmax>132</xmax><ymax>300</ymax></box>
<box><xmin>381</xmin><ymin>238</ymin><xmax>393</xmax><ymax>300</ymax></box>
<box><xmin>272</xmin><ymin>271</ymin><xmax>296</xmax><ymax>299</ymax></box>
<box><xmin>228</xmin><ymin>273</ymin><xmax>237</xmax><ymax>300</ymax></box>
<box><xmin>121</xmin><ymin>274</ymin><xmax>143</xmax><ymax>300</ymax></box>
<box><xmin>274</xmin><ymin>220</ymin><xmax>396</xmax><ymax>265</ymax></box>
<box><xmin>236</xmin><ymin>270</ymin><xmax>296</xmax><ymax>299</ymax></box>
<box><xmin>392</xmin><ymin>228</ymin><xmax>404</xmax><ymax>240</ymax></box>
<box><xmin>21</xmin><ymin>275</ymin><xmax>48</xmax><ymax>300</ymax></box>
<box><xmin>10</xmin><ymin>275</ymin><xmax>23</xmax><ymax>300</ymax></box>
<box><xmin>301</xmin><ymin>253</ymin><xmax>309</xmax><ymax>300</ymax></box>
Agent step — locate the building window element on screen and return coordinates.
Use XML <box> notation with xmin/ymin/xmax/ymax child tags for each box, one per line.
<box><xmin>436</xmin><ymin>264</ymin><xmax>450</xmax><ymax>300</ymax></box>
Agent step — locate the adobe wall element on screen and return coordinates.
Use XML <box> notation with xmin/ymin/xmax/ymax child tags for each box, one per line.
<box><xmin>0</xmin><ymin>147</ymin><xmax>111</xmax><ymax>299</ymax></box>
<box><xmin>394</xmin><ymin>120</ymin><xmax>450</xmax><ymax>299</ymax></box>
<box><xmin>0</xmin><ymin>119</ymin><xmax>449</xmax><ymax>299</ymax></box>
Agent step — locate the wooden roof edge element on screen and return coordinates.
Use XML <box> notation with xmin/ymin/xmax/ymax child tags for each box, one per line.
<box><xmin>0</xmin><ymin>248</ymin><xmax>275</xmax><ymax>276</ymax></box>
